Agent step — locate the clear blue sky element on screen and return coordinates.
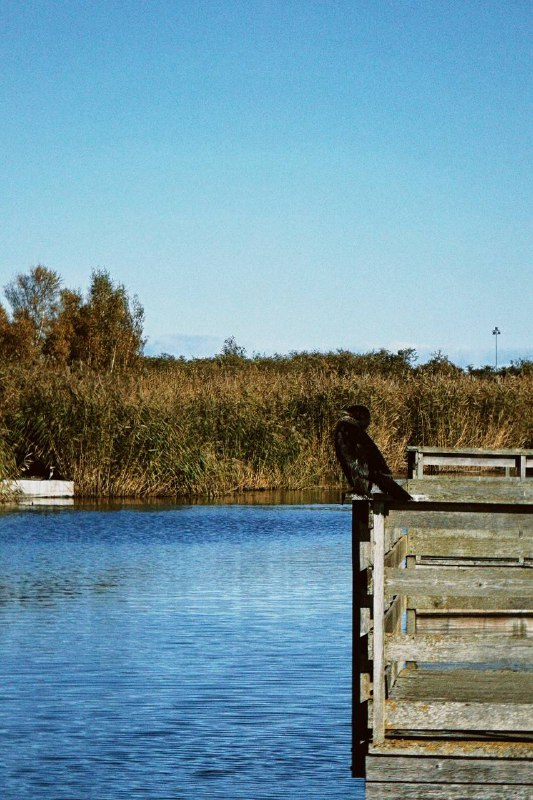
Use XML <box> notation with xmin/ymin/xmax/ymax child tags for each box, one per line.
<box><xmin>1</xmin><ymin>1</ymin><xmax>531</xmax><ymax>365</ymax></box>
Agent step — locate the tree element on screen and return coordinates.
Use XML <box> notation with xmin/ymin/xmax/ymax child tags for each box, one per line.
<box><xmin>43</xmin><ymin>289</ymin><xmax>84</xmax><ymax>364</ymax></box>
<box><xmin>418</xmin><ymin>351</ymin><xmax>463</xmax><ymax>376</ymax></box>
<box><xmin>4</xmin><ymin>265</ymin><xmax>61</xmax><ymax>346</ymax></box>
<box><xmin>2</xmin><ymin>266</ymin><xmax>145</xmax><ymax>370</ymax></box>
<box><xmin>77</xmin><ymin>270</ymin><xmax>145</xmax><ymax>370</ymax></box>
<box><xmin>220</xmin><ymin>336</ymin><xmax>247</xmax><ymax>359</ymax></box>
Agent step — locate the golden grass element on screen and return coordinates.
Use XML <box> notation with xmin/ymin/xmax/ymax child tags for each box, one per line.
<box><xmin>0</xmin><ymin>357</ymin><xmax>531</xmax><ymax>497</ymax></box>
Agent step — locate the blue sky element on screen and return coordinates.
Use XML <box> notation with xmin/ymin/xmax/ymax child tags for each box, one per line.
<box><xmin>1</xmin><ymin>1</ymin><xmax>531</xmax><ymax>366</ymax></box>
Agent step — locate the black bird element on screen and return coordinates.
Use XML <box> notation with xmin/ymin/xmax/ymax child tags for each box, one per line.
<box><xmin>334</xmin><ymin>404</ymin><xmax>412</xmax><ymax>501</ymax></box>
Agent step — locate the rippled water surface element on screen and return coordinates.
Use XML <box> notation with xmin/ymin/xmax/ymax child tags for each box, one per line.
<box><xmin>0</xmin><ymin>502</ymin><xmax>364</xmax><ymax>799</ymax></box>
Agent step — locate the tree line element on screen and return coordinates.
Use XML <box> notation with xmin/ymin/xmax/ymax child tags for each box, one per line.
<box><xmin>1</xmin><ymin>265</ymin><xmax>531</xmax><ymax>378</ymax></box>
<box><xmin>0</xmin><ymin>265</ymin><xmax>144</xmax><ymax>370</ymax></box>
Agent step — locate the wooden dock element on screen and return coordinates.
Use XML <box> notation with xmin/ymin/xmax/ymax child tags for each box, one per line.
<box><xmin>352</xmin><ymin>480</ymin><xmax>533</xmax><ymax>798</ymax></box>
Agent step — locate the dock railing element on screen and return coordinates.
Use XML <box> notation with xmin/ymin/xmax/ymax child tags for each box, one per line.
<box><xmin>407</xmin><ymin>446</ymin><xmax>533</xmax><ymax>479</ymax></box>
<box><xmin>352</xmin><ymin>494</ymin><xmax>533</xmax><ymax>797</ymax></box>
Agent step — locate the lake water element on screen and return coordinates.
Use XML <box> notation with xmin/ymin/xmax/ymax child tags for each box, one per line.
<box><xmin>0</xmin><ymin>501</ymin><xmax>364</xmax><ymax>799</ymax></box>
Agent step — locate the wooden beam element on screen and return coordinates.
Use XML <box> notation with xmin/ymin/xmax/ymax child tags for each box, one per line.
<box><xmin>383</xmin><ymin>498</ymin><xmax>533</xmax><ymax>514</ymax></box>
<box><xmin>386</xmin><ymin>567</ymin><xmax>533</xmax><ymax>599</ymax></box>
<box><xmin>366</xmin><ymin>755</ymin><xmax>533</xmax><ymax>784</ymax></box>
<box><xmin>369</xmin><ymin>737</ymin><xmax>533</xmax><ymax>759</ymax></box>
<box><xmin>385</xmin><ymin>633</ymin><xmax>532</xmax><ymax>664</ymax></box>
<box><xmin>390</xmin><ymin>668</ymin><xmax>533</xmax><ymax>703</ymax></box>
<box><xmin>365</xmin><ymin>782</ymin><xmax>533</xmax><ymax>799</ymax></box>
<box><xmin>405</xmin><ymin>595</ymin><xmax>532</xmax><ymax>612</ymax></box>
<box><xmin>384</xmin><ymin>595</ymin><xmax>402</xmax><ymax>634</ymax></box>
<box><xmin>384</xmin><ymin>535</ymin><xmax>408</xmax><ymax>568</ymax></box>
<box><xmin>352</xmin><ymin>498</ymin><xmax>371</xmax><ymax>777</ymax></box>
<box><xmin>372</xmin><ymin>499</ymin><xmax>387</xmax><ymax>745</ymax></box>
<box><xmin>407</xmin><ymin>528</ymin><xmax>533</xmax><ymax>559</ymax></box>
<box><xmin>384</xmin><ymin>700</ymin><xmax>532</xmax><ymax>732</ymax></box>
<box><xmin>407</xmin><ymin>447</ymin><xmax>533</xmax><ymax>456</ymax></box>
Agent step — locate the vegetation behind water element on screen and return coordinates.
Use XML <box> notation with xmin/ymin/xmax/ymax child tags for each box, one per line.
<box><xmin>1</xmin><ymin>354</ymin><xmax>532</xmax><ymax>497</ymax></box>
<box><xmin>1</xmin><ymin>266</ymin><xmax>531</xmax><ymax>497</ymax></box>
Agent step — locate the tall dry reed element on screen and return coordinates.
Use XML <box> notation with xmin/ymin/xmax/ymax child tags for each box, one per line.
<box><xmin>0</xmin><ymin>358</ymin><xmax>531</xmax><ymax>497</ymax></box>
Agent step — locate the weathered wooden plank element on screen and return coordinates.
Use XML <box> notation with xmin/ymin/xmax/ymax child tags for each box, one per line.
<box><xmin>416</xmin><ymin>614</ymin><xmax>533</xmax><ymax>636</ymax></box>
<box><xmin>401</xmin><ymin>478</ymin><xmax>533</xmax><ymax>506</ymax></box>
<box><xmin>384</xmin><ymin>535</ymin><xmax>407</xmax><ymax>568</ymax></box>
<box><xmin>407</xmin><ymin>528</ymin><xmax>533</xmax><ymax>559</ymax></box>
<box><xmin>387</xmin><ymin>499</ymin><xmax>533</xmax><ymax>514</ymax></box>
<box><xmin>384</xmin><ymin>523</ymin><xmax>405</xmax><ymax>554</ymax></box>
<box><xmin>417</xmin><ymin>556</ymin><xmax>530</xmax><ymax>567</ymax></box>
<box><xmin>365</xmin><ymin>782</ymin><xmax>533</xmax><ymax>799</ymax></box>
<box><xmin>384</xmin><ymin>700</ymin><xmax>532</xmax><ymax>732</ymax></box>
<box><xmin>388</xmin><ymin>480</ymin><xmax>533</xmax><ymax>508</ymax></box>
<box><xmin>385</xmin><ymin>633</ymin><xmax>533</xmax><ymax>664</ymax></box>
<box><xmin>407</xmin><ymin>447</ymin><xmax>533</xmax><ymax>456</ymax></box>
<box><xmin>386</xmin><ymin>567</ymin><xmax>533</xmax><ymax>598</ymax></box>
<box><xmin>369</xmin><ymin>737</ymin><xmax>533</xmax><ymax>759</ymax></box>
<box><xmin>372</xmin><ymin>502</ymin><xmax>386</xmax><ymax>745</ymax></box>
<box><xmin>360</xmin><ymin>539</ymin><xmax>372</xmax><ymax>569</ymax></box>
<box><xmin>352</xmin><ymin>497</ymin><xmax>372</xmax><ymax>778</ymax></box>
<box><xmin>366</xmin><ymin>755</ymin><xmax>533</xmax><ymax>784</ymax></box>
<box><xmin>405</xmin><ymin>555</ymin><xmax>417</xmax><ymax>669</ymax></box>
<box><xmin>425</xmin><ymin>456</ymin><xmax>518</xmax><ymax>467</ymax></box>
<box><xmin>359</xmin><ymin>672</ymin><xmax>372</xmax><ymax>702</ymax></box>
<box><xmin>390</xmin><ymin>668</ymin><xmax>533</xmax><ymax>703</ymax></box>
<box><xmin>406</xmin><ymin>595</ymin><xmax>532</xmax><ymax>612</ymax></box>
<box><xmin>393</xmin><ymin>511</ymin><xmax>533</xmax><ymax>532</ymax></box>
<box><xmin>384</xmin><ymin>594</ymin><xmax>402</xmax><ymax>634</ymax></box>
<box><xmin>385</xmin><ymin>594</ymin><xmax>406</xmax><ymax>690</ymax></box>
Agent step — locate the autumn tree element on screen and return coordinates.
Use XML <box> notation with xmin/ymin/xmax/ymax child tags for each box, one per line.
<box><xmin>4</xmin><ymin>265</ymin><xmax>61</xmax><ymax>347</ymax></box>
<box><xmin>44</xmin><ymin>289</ymin><xmax>84</xmax><ymax>364</ymax></box>
<box><xmin>76</xmin><ymin>270</ymin><xmax>145</xmax><ymax>370</ymax></box>
<box><xmin>0</xmin><ymin>299</ymin><xmax>41</xmax><ymax>362</ymax></box>
<box><xmin>2</xmin><ymin>266</ymin><xmax>145</xmax><ymax>370</ymax></box>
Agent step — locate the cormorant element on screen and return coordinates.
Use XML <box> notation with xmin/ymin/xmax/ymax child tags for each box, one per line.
<box><xmin>334</xmin><ymin>404</ymin><xmax>412</xmax><ymax>501</ymax></box>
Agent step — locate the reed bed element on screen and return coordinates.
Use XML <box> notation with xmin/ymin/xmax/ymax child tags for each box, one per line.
<box><xmin>0</xmin><ymin>357</ymin><xmax>531</xmax><ymax>497</ymax></box>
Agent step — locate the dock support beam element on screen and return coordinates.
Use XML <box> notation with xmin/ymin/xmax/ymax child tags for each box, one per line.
<box><xmin>352</xmin><ymin>498</ymin><xmax>371</xmax><ymax>778</ymax></box>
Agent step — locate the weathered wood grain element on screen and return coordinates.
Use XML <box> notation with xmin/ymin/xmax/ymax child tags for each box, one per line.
<box><xmin>407</xmin><ymin>528</ymin><xmax>533</xmax><ymax>559</ymax></box>
<box><xmin>416</xmin><ymin>614</ymin><xmax>533</xmax><ymax>636</ymax></box>
<box><xmin>384</xmin><ymin>594</ymin><xmax>402</xmax><ymax>634</ymax></box>
<box><xmin>352</xmin><ymin>497</ymin><xmax>372</xmax><ymax>777</ymax></box>
<box><xmin>397</xmin><ymin>477</ymin><xmax>533</xmax><ymax>505</ymax></box>
<box><xmin>383</xmin><ymin>700</ymin><xmax>532</xmax><ymax>732</ymax></box>
<box><xmin>356</xmin><ymin>492</ymin><xmax>533</xmax><ymax>790</ymax></box>
<box><xmin>406</xmin><ymin>446</ymin><xmax>533</xmax><ymax>482</ymax></box>
<box><xmin>386</xmin><ymin>567</ymin><xmax>533</xmax><ymax>599</ymax></box>
<box><xmin>372</xmin><ymin>501</ymin><xmax>386</xmax><ymax>745</ymax></box>
<box><xmin>365</xmin><ymin>755</ymin><xmax>533</xmax><ymax>784</ymax></box>
<box><xmin>365</xmin><ymin>782</ymin><xmax>533</xmax><ymax>799</ymax></box>
<box><xmin>369</xmin><ymin>738</ymin><xmax>533</xmax><ymax>759</ymax></box>
<box><xmin>385</xmin><ymin>632</ymin><xmax>532</xmax><ymax>664</ymax></box>
<box><xmin>406</xmin><ymin>594</ymin><xmax>532</xmax><ymax>612</ymax></box>
<box><xmin>384</xmin><ymin>535</ymin><xmax>407</xmax><ymax>568</ymax></box>
<box><xmin>408</xmin><ymin>447</ymin><xmax>533</xmax><ymax>456</ymax></box>
<box><xmin>390</xmin><ymin>668</ymin><xmax>533</xmax><ymax>703</ymax></box>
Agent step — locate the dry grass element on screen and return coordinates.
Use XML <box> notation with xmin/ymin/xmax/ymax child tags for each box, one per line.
<box><xmin>0</xmin><ymin>357</ymin><xmax>531</xmax><ymax>497</ymax></box>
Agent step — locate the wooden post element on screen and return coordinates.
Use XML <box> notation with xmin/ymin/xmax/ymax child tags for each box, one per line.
<box><xmin>372</xmin><ymin>497</ymin><xmax>387</xmax><ymax>746</ymax></box>
<box><xmin>352</xmin><ymin>498</ymin><xmax>371</xmax><ymax>778</ymax></box>
<box><xmin>405</xmin><ymin>553</ymin><xmax>417</xmax><ymax>670</ymax></box>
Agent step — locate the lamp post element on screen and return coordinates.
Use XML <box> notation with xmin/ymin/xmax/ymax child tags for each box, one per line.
<box><xmin>492</xmin><ymin>327</ymin><xmax>501</xmax><ymax>369</ymax></box>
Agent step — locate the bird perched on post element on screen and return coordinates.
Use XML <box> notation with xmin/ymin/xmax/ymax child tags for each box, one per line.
<box><xmin>334</xmin><ymin>404</ymin><xmax>412</xmax><ymax>501</ymax></box>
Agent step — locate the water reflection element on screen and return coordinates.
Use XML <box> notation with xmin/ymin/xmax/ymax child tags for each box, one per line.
<box><xmin>0</xmin><ymin>503</ymin><xmax>362</xmax><ymax>800</ymax></box>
